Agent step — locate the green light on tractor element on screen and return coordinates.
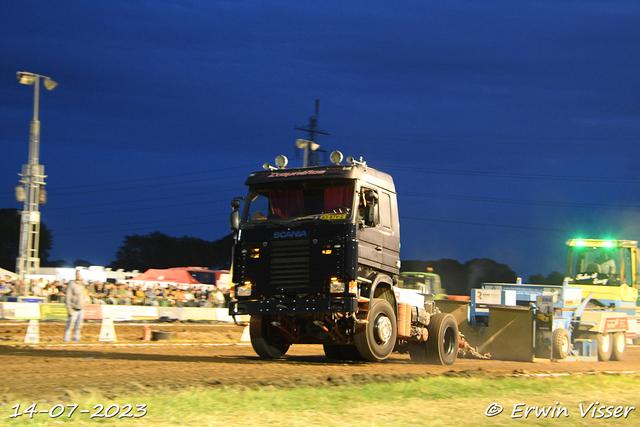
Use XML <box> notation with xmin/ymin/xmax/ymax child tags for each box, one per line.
<box><xmin>569</xmin><ymin>239</ymin><xmax>616</xmax><ymax>248</ymax></box>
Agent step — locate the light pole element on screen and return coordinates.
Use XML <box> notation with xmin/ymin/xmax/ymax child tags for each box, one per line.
<box><xmin>15</xmin><ymin>71</ymin><xmax>57</xmax><ymax>284</ymax></box>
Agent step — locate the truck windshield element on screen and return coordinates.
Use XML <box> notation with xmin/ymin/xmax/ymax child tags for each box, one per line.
<box><xmin>243</xmin><ymin>180</ymin><xmax>355</xmax><ymax>224</ymax></box>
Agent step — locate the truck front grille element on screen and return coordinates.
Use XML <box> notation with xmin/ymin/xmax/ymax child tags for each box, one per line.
<box><xmin>270</xmin><ymin>239</ymin><xmax>310</xmax><ymax>289</ymax></box>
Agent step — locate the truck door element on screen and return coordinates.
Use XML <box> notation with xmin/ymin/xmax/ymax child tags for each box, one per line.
<box><xmin>356</xmin><ymin>187</ymin><xmax>383</xmax><ymax>269</ymax></box>
<box><xmin>378</xmin><ymin>190</ymin><xmax>400</xmax><ymax>273</ymax></box>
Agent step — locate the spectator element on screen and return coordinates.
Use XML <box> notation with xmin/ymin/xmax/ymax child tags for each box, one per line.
<box><xmin>122</xmin><ymin>284</ymin><xmax>134</xmax><ymax>305</ymax></box>
<box><xmin>44</xmin><ymin>281</ymin><xmax>61</xmax><ymax>302</ymax></box>
<box><xmin>173</xmin><ymin>287</ymin><xmax>185</xmax><ymax>306</ymax></box>
<box><xmin>221</xmin><ymin>287</ymin><xmax>231</xmax><ymax>308</ymax></box>
<box><xmin>0</xmin><ymin>280</ymin><xmax>12</xmax><ymax>300</ymax></box>
<box><xmin>215</xmin><ymin>287</ymin><xmax>225</xmax><ymax>307</ymax></box>
<box><xmin>104</xmin><ymin>282</ymin><xmax>119</xmax><ymax>304</ymax></box>
<box><xmin>95</xmin><ymin>282</ymin><xmax>107</xmax><ymax>304</ymax></box>
<box><xmin>13</xmin><ymin>280</ymin><xmax>26</xmax><ymax>296</ymax></box>
<box><xmin>132</xmin><ymin>285</ymin><xmax>146</xmax><ymax>305</ymax></box>
<box><xmin>64</xmin><ymin>270</ymin><xmax>90</xmax><ymax>343</ymax></box>
<box><xmin>146</xmin><ymin>286</ymin><xmax>159</xmax><ymax>306</ymax></box>
<box><xmin>164</xmin><ymin>287</ymin><xmax>176</xmax><ymax>306</ymax></box>
<box><xmin>87</xmin><ymin>281</ymin><xmax>104</xmax><ymax>304</ymax></box>
<box><xmin>115</xmin><ymin>283</ymin><xmax>131</xmax><ymax>305</ymax></box>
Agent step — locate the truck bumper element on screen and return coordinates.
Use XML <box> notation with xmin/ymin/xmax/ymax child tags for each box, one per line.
<box><xmin>230</xmin><ymin>296</ymin><xmax>358</xmax><ymax>315</ymax></box>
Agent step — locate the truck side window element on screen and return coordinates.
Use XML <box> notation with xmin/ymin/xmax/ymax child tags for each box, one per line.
<box><xmin>247</xmin><ymin>192</ymin><xmax>270</xmax><ymax>222</ymax></box>
<box><xmin>381</xmin><ymin>192</ymin><xmax>392</xmax><ymax>230</ymax></box>
<box><xmin>359</xmin><ymin>188</ymin><xmax>379</xmax><ymax>227</ymax></box>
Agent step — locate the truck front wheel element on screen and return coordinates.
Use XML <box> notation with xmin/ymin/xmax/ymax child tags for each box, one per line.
<box><xmin>250</xmin><ymin>315</ymin><xmax>290</xmax><ymax>359</ymax></box>
<box><xmin>425</xmin><ymin>313</ymin><xmax>458</xmax><ymax>365</ymax></box>
<box><xmin>355</xmin><ymin>299</ymin><xmax>397</xmax><ymax>361</ymax></box>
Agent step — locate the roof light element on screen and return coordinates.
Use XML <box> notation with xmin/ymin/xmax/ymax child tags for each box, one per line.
<box><xmin>330</xmin><ymin>151</ymin><xmax>343</xmax><ymax>165</ymax></box>
<box><xmin>275</xmin><ymin>155</ymin><xmax>288</xmax><ymax>169</ymax></box>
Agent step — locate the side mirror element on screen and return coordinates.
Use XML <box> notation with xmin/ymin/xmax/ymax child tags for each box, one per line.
<box><xmin>230</xmin><ymin>197</ymin><xmax>243</xmax><ymax>231</ymax></box>
<box><xmin>362</xmin><ymin>190</ymin><xmax>379</xmax><ymax>227</ymax></box>
<box><xmin>230</xmin><ymin>210</ymin><xmax>240</xmax><ymax>231</ymax></box>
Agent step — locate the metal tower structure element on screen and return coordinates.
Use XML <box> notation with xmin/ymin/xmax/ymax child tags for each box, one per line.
<box><xmin>15</xmin><ymin>71</ymin><xmax>57</xmax><ymax>282</ymax></box>
<box><xmin>295</xmin><ymin>99</ymin><xmax>330</xmax><ymax>167</ymax></box>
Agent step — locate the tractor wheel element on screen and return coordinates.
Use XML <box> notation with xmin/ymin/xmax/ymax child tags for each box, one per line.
<box><xmin>552</xmin><ymin>328</ymin><xmax>571</xmax><ymax>360</ymax></box>
<box><xmin>425</xmin><ymin>313</ymin><xmax>458</xmax><ymax>365</ymax></box>
<box><xmin>596</xmin><ymin>333</ymin><xmax>613</xmax><ymax>362</ymax></box>
<box><xmin>354</xmin><ymin>299</ymin><xmax>397</xmax><ymax>361</ymax></box>
<box><xmin>611</xmin><ymin>332</ymin><xmax>626</xmax><ymax>361</ymax></box>
<box><xmin>249</xmin><ymin>315</ymin><xmax>290</xmax><ymax>359</ymax></box>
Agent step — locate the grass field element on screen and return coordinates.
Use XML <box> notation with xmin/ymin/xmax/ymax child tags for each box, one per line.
<box><xmin>4</xmin><ymin>373</ymin><xmax>639</xmax><ymax>426</ymax></box>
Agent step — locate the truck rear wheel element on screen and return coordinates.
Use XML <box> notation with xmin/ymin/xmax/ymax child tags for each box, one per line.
<box><xmin>611</xmin><ymin>332</ymin><xmax>626</xmax><ymax>361</ymax></box>
<box><xmin>355</xmin><ymin>299</ymin><xmax>397</xmax><ymax>361</ymax></box>
<box><xmin>250</xmin><ymin>315</ymin><xmax>290</xmax><ymax>359</ymax></box>
<box><xmin>596</xmin><ymin>333</ymin><xmax>613</xmax><ymax>361</ymax></box>
<box><xmin>552</xmin><ymin>328</ymin><xmax>571</xmax><ymax>360</ymax></box>
<box><xmin>425</xmin><ymin>313</ymin><xmax>458</xmax><ymax>365</ymax></box>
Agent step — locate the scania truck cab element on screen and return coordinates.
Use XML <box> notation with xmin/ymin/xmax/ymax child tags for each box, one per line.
<box><xmin>229</xmin><ymin>151</ymin><xmax>458</xmax><ymax>364</ymax></box>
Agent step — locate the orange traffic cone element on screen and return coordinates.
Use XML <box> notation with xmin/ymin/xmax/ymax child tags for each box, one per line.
<box><xmin>143</xmin><ymin>325</ymin><xmax>152</xmax><ymax>342</ymax></box>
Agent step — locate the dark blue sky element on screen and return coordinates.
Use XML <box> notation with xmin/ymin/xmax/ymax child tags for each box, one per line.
<box><xmin>1</xmin><ymin>1</ymin><xmax>639</xmax><ymax>281</ymax></box>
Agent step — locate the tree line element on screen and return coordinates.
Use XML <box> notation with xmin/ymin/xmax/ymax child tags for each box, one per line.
<box><xmin>0</xmin><ymin>208</ymin><xmax>232</xmax><ymax>272</ymax></box>
<box><xmin>1</xmin><ymin>208</ymin><xmax>563</xmax><ymax>288</ymax></box>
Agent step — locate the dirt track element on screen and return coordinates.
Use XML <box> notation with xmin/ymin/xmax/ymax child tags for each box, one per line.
<box><xmin>1</xmin><ymin>321</ymin><xmax>639</xmax><ymax>401</ymax></box>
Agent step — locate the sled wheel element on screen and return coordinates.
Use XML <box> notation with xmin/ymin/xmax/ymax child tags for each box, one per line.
<box><xmin>611</xmin><ymin>332</ymin><xmax>626</xmax><ymax>361</ymax></box>
<box><xmin>552</xmin><ymin>328</ymin><xmax>571</xmax><ymax>360</ymax></box>
<box><xmin>596</xmin><ymin>333</ymin><xmax>613</xmax><ymax>362</ymax></box>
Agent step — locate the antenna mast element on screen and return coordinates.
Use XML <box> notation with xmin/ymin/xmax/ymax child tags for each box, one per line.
<box><xmin>295</xmin><ymin>99</ymin><xmax>330</xmax><ymax>167</ymax></box>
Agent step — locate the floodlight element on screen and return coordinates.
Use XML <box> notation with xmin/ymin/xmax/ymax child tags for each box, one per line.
<box><xmin>296</xmin><ymin>138</ymin><xmax>320</xmax><ymax>151</ymax></box>
<box><xmin>296</xmin><ymin>138</ymin><xmax>310</xmax><ymax>149</ymax></box>
<box><xmin>43</xmin><ymin>77</ymin><xmax>58</xmax><ymax>90</ymax></box>
<box><xmin>275</xmin><ymin>155</ymin><xmax>288</xmax><ymax>169</ymax></box>
<box><xmin>17</xmin><ymin>72</ymin><xmax>35</xmax><ymax>85</ymax></box>
<box><xmin>330</xmin><ymin>151</ymin><xmax>343</xmax><ymax>165</ymax></box>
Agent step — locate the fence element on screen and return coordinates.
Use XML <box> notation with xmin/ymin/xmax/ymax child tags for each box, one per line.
<box><xmin>1</xmin><ymin>295</ymin><xmax>228</xmax><ymax>308</ymax></box>
<box><xmin>0</xmin><ymin>300</ymin><xmax>247</xmax><ymax>323</ymax></box>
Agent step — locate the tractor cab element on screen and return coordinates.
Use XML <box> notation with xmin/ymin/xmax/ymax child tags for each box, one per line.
<box><xmin>565</xmin><ymin>239</ymin><xmax>640</xmax><ymax>306</ymax></box>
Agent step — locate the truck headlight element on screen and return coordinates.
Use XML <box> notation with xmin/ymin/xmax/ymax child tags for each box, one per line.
<box><xmin>329</xmin><ymin>277</ymin><xmax>345</xmax><ymax>293</ymax></box>
<box><xmin>329</xmin><ymin>278</ymin><xmax>358</xmax><ymax>295</ymax></box>
<box><xmin>237</xmin><ymin>281</ymin><xmax>253</xmax><ymax>297</ymax></box>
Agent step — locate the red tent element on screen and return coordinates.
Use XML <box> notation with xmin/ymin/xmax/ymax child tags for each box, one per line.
<box><xmin>127</xmin><ymin>268</ymin><xmax>203</xmax><ymax>285</ymax></box>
